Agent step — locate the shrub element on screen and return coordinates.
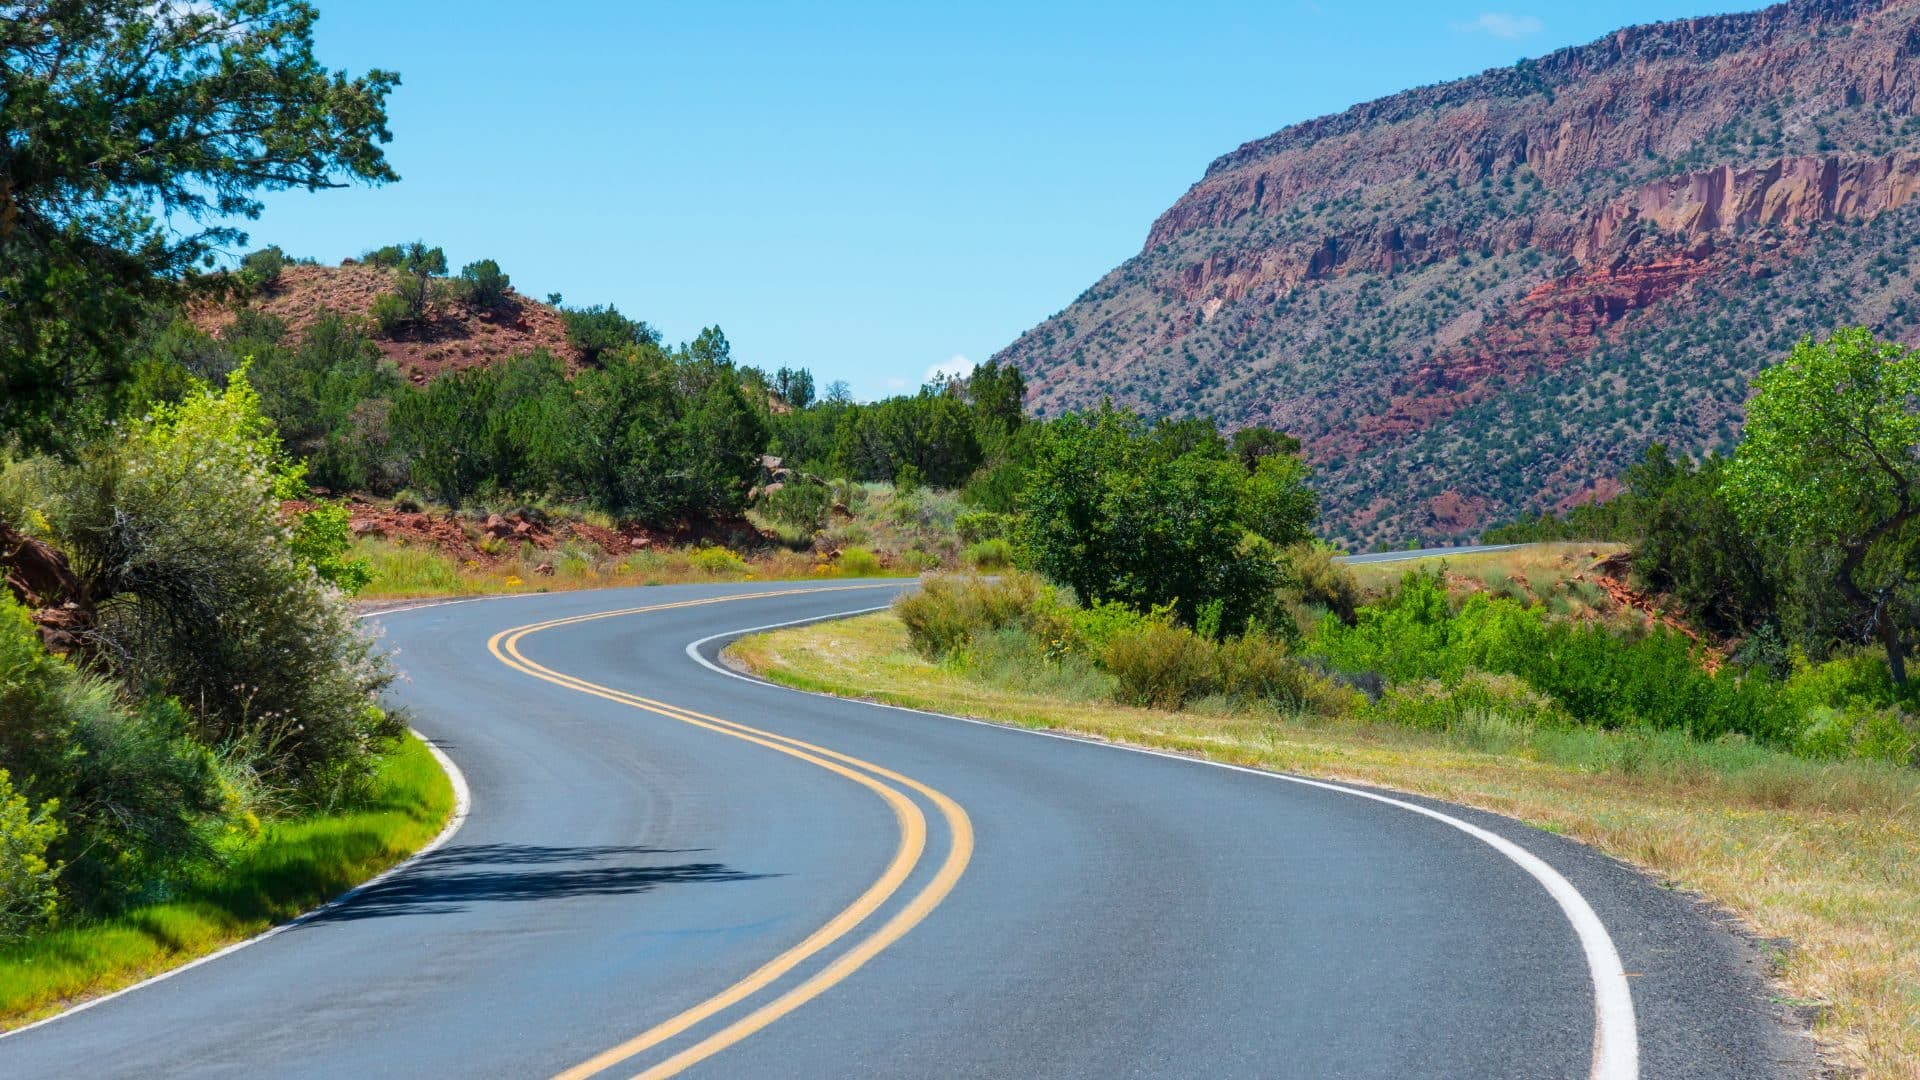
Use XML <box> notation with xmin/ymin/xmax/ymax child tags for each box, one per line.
<box><xmin>1371</xmin><ymin>670</ymin><xmax>1567</xmax><ymax>734</ymax></box>
<box><xmin>1212</xmin><ymin>632</ymin><xmax>1332</xmax><ymax>710</ymax></box>
<box><xmin>361</xmin><ymin>244</ymin><xmax>406</xmax><ymax>269</ymax></box>
<box><xmin>837</xmin><ymin>546</ymin><xmax>883</xmax><ymax>577</ymax></box>
<box><xmin>964</xmin><ymin>538</ymin><xmax>1013</xmax><ymax>570</ymax></box>
<box><xmin>689</xmin><ymin>545</ymin><xmax>749</xmax><ymax>576</ymax></box>
<box><xmin>895</xmin><ymin>573</ymin><xmax>1040</xmax><ymax>658</ymax></box>
<box><xmin>1287</xmin><ymin>544</ymin><xmax>1361</xmax><ymax>625</ymax></box>
<box><xmin>458</xmin><ymin>259</ymin><xmax>511</xmax><ymax>310</ymax></box>
<box><xmin>370</xmin><ymin>292</ymin><xmax>410</xmax><ymax>335</ymax></box>
<box><xmin>954</xmin><ymin>511</ymin><xmax>1009</xmax><ymax>544</ymax></box>
<box><xmin>760</xmin><ymin>482</ymin><xmax>831</xmax><ymax>531</ymax></box>
<box><xmin>1104</xmin><ymin>623</ymin><xmax>1217</xmax><ymax>709</ymax></box>
<box><xmin>0</xmin><ymin>596</ymin><xmax>226</xmax><ymax>915</ymax></box>
<box><xmin>0</xmin><ymin>771</ymin><xmax>60</xmax><ymax>942</ymax></box>
<box><xmin>47</xmin><ymin>370</ymin><xmax>400</xmax><ymax>798</ymax></box>
<box><xmin>239</xmin><ymin>246</ymin><xmax>287</xmax><ymax>288</ymax></box>
<box><xmin>563</xmin><ymin>304</ymin><xmax>656</xmax><ymax>365</ymax></box>
<box><xmin>894</xmin><ymin>463</ymin><xmax>924</xmax><ymax>497</ymax></box>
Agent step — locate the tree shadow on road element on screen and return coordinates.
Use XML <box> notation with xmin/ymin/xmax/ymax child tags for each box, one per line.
<box><xmin>304</xmin><ymin>842</ymin><xmax>776</xmax><ymax>922</ymax></box>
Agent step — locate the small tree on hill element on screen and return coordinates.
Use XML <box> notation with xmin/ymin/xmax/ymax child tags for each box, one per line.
<box><xmin>1723</xmin><ymin>328</ymin><xmax>1920</xmax><ymax>684</ymax></box>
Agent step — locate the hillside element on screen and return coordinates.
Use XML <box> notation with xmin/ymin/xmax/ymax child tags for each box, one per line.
<box><xmin>996</xmin><ymin>0</ymin><xmax>1920</xmax><ymax>547</ymax></box>
<box><xmin>195</xmin><ymin>263</ymin><xmax>582</xmax><ymax>382</ymax></box>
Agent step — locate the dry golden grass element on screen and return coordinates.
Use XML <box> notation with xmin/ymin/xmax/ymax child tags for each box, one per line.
<box><xmin>1348</xmin><ymin>542</ymin><xmax>1629</xmax><ymax>602</ymax></box>
<box><xmin>732</xmin><ymin>612</ymin><xmax>1920</xmax><ymax>1079</ymax></box>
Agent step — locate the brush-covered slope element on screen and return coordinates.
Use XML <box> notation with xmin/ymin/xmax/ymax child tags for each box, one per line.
<box><xmin>998</xmin><ymin>0</ymin><xmax>1920</xmax><ymax>546</ymax></box>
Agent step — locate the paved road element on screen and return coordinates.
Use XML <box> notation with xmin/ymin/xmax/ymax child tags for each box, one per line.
<box><xmin>0</xmin><ymin>580</ymin><xmax>1812</xmax><ymax>1078</ymax></box>
<box><xmin>1340</xmin><ymin>543</ymin><xmax>1525</xmax><ymax>565</ymax></box>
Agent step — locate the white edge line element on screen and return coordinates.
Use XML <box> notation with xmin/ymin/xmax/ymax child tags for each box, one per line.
<box><xmin>684</xmin><ymin>603</ymin><xmax>1639</xmax><ymax>1080</ymax></box>
<box><xmin>0</xmin><ymin>608</ymin><xmax>477</xmax><ymax>1040</ymax></box>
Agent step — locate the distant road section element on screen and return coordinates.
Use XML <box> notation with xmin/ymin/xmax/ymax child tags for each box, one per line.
<box><xmin>1340</xmin><ymin>543</ymin><xmax>1525</xmax><ymax>565</ymax></box>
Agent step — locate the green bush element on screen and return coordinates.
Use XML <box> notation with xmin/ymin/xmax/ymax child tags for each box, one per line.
<box><xmin>0</xmin><ymin>771</ymin><xmax>60</xmax><ymax>942</ymax></box>
<box><xmin>759</xmin><ymin>482</ymin><xmax>831</xmax><ymax>531</ymax></box>
<box><xmin>563</xmin><ymin>304</ymin><xmax>656</xmax><ymax>365</ymax></box>
<box><xmin>689</xmin><ymin>545</ymin><xmax>749</xmax><ymax>576</ymax></box>
<box><xmin>838</xmin><ymin>546</ymin><xmax>884</xmax><ymax>577</ymax></box>
<box><xmin>457</xmin><ymin>259</ymin><xmax>511</xmax><ymax>310</ymax></box>
<box><xmin>360</xmin><ymin>244</ymin><xmax>406</xmax><ymax>269</ymax></box>
<box><xmin>895</xmin><ymin>573</ymin><xmax>1040</xmax><ymax>658</ymax></box>
<box><xmin>369</xmin><ymin>293</ymin><xmax>410</xmax><ymax>335</ymax></box>
<box><xmin>954</xmin><ymin>511</ymin><xmax>1009</xmax><ymax>544</ymax></box>
<box><xmin>1287</xmin><ymin>544</ymin><xmax>1361</xmax><ymax>625</ymax></box>
<box><xmin>238</xmin><ymin>246</ymin><xmax>287</xmax><ymax>289</ymax></box>
<box><xmin>964</xmin><ymin>538</ymin><xmax>1013</xmax><ymax>570</ymax></box>
<box><xmin>1103</xmin><ymin>623</ymin><xmax>1217</xmax><ymax>709</ymax></box>
<box><xmin>0</xmin><ymin>596</ymin><xmax>227</xmax><ymax>916</ymax></box>
<box><xmin>46</xmin><ymin>371</ymin><xmax>400</xmax><ymax>798</ymax></box>
<box><xmin>1212</xmin><ymin>632</ymin><xmax>1335</xmax><ymax>710</ymax></box>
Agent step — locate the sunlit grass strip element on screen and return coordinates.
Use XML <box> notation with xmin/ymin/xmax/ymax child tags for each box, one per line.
<box><xmin>0</xmin><ymin>733</ymin><xmax>454</xmax><ymax>1028</ymax></box>
<box><xmin>731</xmin><ymin>613</ymin><xmax>1920</xmax><ymax>1079</ymax></box>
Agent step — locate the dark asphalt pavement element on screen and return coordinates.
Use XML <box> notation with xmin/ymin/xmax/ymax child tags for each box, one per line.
<box><xmin>0</xmin><ymin>580</ymin><xmax>1814</xmax><ymax>1078</ymax></box>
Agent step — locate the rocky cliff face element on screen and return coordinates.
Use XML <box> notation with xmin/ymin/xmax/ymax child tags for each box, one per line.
<box><xmin>998</xmin><ymin>0</ymin><xmax>1920</xmax><ymax>547</ymax></box>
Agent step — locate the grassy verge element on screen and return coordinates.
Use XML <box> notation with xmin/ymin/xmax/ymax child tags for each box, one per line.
<box><xmin>0</xmin><ymin>732</ymin><xmax>455</xmax><ymax>1029</ymax></box>
<box><xmin>732</xmin><ymin>613</ymin><xmax>1920</xmax><ymax>1079</ymax></box>
<box><xmin>354</xmin><ymin>537</ymin><xmax>906</xmax><ymax>601</ymax></box>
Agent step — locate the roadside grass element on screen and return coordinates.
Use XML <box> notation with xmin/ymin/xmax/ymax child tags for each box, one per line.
<box><xmin>354</xmin><ymin>537</ymin><xmax>907</xmax><ymax>601</ymax></box>
<box><xmin>731</xmin><ymin>613</ymin><xmax>1920</xmax><ymax>1079</ymax></box>
<box><xmin>0</xmin><ymin>733</ymin><xmax>455</xmax><ymax>1029</ymax></box>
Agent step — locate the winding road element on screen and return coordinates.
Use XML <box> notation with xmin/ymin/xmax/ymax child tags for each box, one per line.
<box><xmin>0</xmin><ymin>579</ymin><xmax>1812</xmax><ymax>1078</ymax></box>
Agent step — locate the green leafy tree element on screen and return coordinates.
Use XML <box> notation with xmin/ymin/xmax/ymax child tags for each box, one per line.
<box><xmin>1014</xmin><ymin>407</ymin><xmax>1306</xmax><ymax>633</ymax></box>
<box><xmin>0</xmin><ymin>0</ymin><xmax>399</xmax><ymax>449</ymax></box>
<box><xmin>1723</xmin><ymin>329</ymin><xmax>1920</xmax><ymax>683</ymax></box>
<box><xmin>457</xmin><ymin>258</ymin><xmax>510</xmax><ymax>310</ymax></box>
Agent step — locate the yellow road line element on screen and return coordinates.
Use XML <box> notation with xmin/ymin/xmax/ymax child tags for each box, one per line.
<box><xmin>483</xmin><ymin>587</ymin><xmax>972</xmax><ymax>1079</ymax></box>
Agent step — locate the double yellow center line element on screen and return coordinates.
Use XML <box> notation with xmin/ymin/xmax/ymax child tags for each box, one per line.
<box><xmin>484</xmin><ymin>586</ymin><xmax>973</xmax><ymax>1079</ymax></box>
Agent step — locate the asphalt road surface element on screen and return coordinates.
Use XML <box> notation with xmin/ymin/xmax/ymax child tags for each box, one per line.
<box><xmin>0</xmin><ymin>580</ymin><xmax>1814</xmax><ymax>1078</ymax></box>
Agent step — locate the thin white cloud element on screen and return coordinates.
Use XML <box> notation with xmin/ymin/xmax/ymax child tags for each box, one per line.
<box><xmin>1459</xmin><ymin>12</ymin><xmax>1543</xmax><ymax>39</ymax></box>
<box><xmin>924</xmin><ymin>354</ymin><xmax>975</xmax><ymax>384</ymax></box>
<box><xmin>883</xmin><ymin>377</ymin><xmax>909</xmax><ymax>390</ymax></box>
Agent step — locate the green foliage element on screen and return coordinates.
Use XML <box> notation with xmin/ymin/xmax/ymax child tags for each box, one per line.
<box><xmin>954</xmin><ymin>511</ymin><xmax>1010</xmax><ymax>544</ymax></box>
<box><xmin>1286</xmin><ymin>544</ymin><xmax>1361</xmax><ymax>625</ymax></box>
<box><xmin>369</xmin><ymin>293</ymin><xmax>411</xmax><ymax>335</ymax></box>
<box><xmin>759</xmin><ymin>483</ymin><xmax>831</xmax><ymax>532</ymax></box>
<box><xmin>288</xmin><ymin>503</ymin><xmax>372</xmax><ymax>595</ymax></box>
<box><xmin>238</xmin><ymin>247</ymin><xmax>288</xmax><ymax>289</ymax></box>
<box><xmin>44</xmin><ymin>371</ymin><xmax>400</xmax><ymax>797</ymax></box>
<box><xmin>1013</xmin><ymin>407</ymin><xmax>1310</xmax><ymax>632</ymax></box>
<box><xmin>539</xmin><ymin>345</ymin><xmax>767</xmax><ymax>520</ymax></box>
<box><xmin>0</xmin><ymin>770</ymin><xmax>60</xmax><ymax>942</ymax></box>
<box><xmin>1309</xmin><ymin>570</ymin><xmax>1886</xmax><ymax>752</ymax></box>
<box><xmin>456</xmin><ymin>259</ymin><xmax>511</xmax><ymax>310</ymax></box>
<box><xmin>0</xmin><ymin>595</ymin><xmax>225</xmax><ymax>917</ymax></box>
<box><xmin>1633</xmin><ymin>453</ymin><xmax>1774</xmax><ymax>637</ymax></box>
<box><xmin>386</xmin><ymin>242</ymin><xmax>447</xmax><ymax>325</ymax></box>
<box><xmin>773</xmin><ymin>367</ymin><xmax>815</xmax><ymax>410</ymax></box>
<box><xmin>896</xmin><ymin>573</ymin><xmax>1042</xmax><ymax>659</ymax></box>
<box><xmin>1103</xmin><ymin>623</ymin><xmax>1217</xmax><ymax>709</ymax></box>
<box><xmin>963</xmin><ymin>538</ymin><xmax>1013</xmax><ymax>570</ymax></box>
<box><xmin>894</xmin><ymin>463</ymin><xmax>924</xmax><ymax>497</ymax></box>
<box><xmin>563</xmin><ymin>304</ymin><xmax>658</xmax><ymax>365</ymax></box>
<box><xmin>838</xmin><ymin>546</ymin><xmax>884</xmax><ymax>577</ymax></box>
<box><xmin>0</xmin><ymin>1</ymin><xmax>398</xmax><ymax>450</ymax></box>
<box><xmin>1724</xmin><ymin>329</ymin><xmax>1920</xmax><ymax>681</ymax></box>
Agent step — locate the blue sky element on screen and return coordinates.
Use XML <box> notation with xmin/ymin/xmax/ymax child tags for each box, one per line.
<box><xmin>249</xmin><ymin>1</ymin><xmax>1744</xmax><ymax>399</ymax></box>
